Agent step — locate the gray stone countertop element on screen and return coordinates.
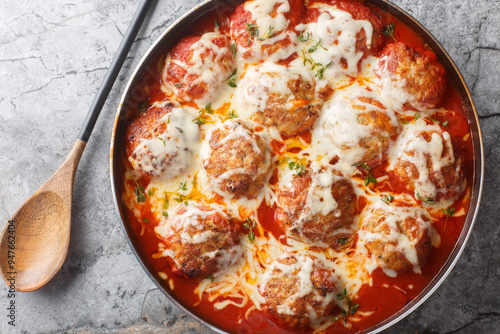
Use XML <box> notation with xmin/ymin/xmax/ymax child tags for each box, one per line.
<box><xmin>0</xmin><ymin>0</ymin><xmax>498</xmax><ymax>333</ymax></box>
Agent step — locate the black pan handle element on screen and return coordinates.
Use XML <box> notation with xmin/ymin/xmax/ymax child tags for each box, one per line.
<box><xmin>78</xmin><ymin>0</ymin><xmax>156</xmax><ymax>142</ymax></box>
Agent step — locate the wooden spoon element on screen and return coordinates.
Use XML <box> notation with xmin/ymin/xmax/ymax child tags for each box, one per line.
<box><xmin>0</xmin><ymin>0</ymin><xmax>155</xmax><ymax>292</ymax></box>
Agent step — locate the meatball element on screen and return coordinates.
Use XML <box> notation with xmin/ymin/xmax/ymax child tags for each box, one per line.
<box><xmin>239</xmin><ymin>62</ymin><xmax>330</xmax><ymax>137</ymax></box>
<box><xmin>230</xmin><ymin>0</ymin><xmax>304</xmax><ymax>61</ymax></box>
<box><xmin>297</xmin><ymin>0</ymin><xmax>384</xmax><ymax>78</ymax></box>
<box><xmin>317</xmin><ymin>90</ymin><xmax>400</xmax><ymax>166</ymax></box>
<box><xmin>162</xmin><ymin>32</ymin><xmax>236</xmax><ymax>105</ymax></box>
<box><xmin>356</xmin><ymin>107</ymin><xmax>400</xmax><ymax>165</ymax></box>
<box><xmin>203</xmin><ymin>120</ymin><xmax>272</xmax><ymax>199</ymax></box>
<box><xmin>359</xmin><ymin>204</ymin><xmax>437</xmax><ymax>274</ymax></box>
<box><xmin>155</xmin><ymin>204</ymin><xmax>243</xmax><ymax>279</ymax></box>
<box><xmin>260</xmin><ymin>253</ymin><xmax>337</xmax><ymax>327</ymax></box>
<box><xmin>389</xmin><ymin>119</ymin><xmax>465</xmax><ymax>202</ymax></box>
<box><xmin>376</xmin><ymin>42</ymin><xmax>447</xmax><ymax>110</ymax></box>
<box><xmin>276</xmin><ymin>165</ymin><xmax>357</xmax><ymax>247</ymax></box>
<box><xmin>126</xmin><ymin>102</ymin><xmax>200</xmax><ymax>179</ymax></box>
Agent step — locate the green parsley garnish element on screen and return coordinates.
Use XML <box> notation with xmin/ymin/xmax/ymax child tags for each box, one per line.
<box><xmin>138</xmin><ymin>100</ymin><xmax>149</xmax><ymax>115</ymax></box>
<box><xmin>297</xmin><ymin>31</ymin><xmax>328</xmax><ymax>52</ymax></box>
<box><xmin>225</xmin><ymin>68</ymin><xmax>238</xmax><ymax>88</ymax></box>
<box><xmin>352</xmin><ymin>162</ymin><xmax>378</xmax><ymax>186</ymax></box>
<box><xmin>288</xmin><ymin>161</ymin><xmax>306</xmax><ymax>176</ymax></box>
<box><xmin>415</xmin><ymin>191</ymin><xmax>435</xmax><ymax>204</ymax></box>
<box><xmin>243</xmin><ymin>218</ymin><xmax>256</xmax><ymax>243</ymax></box>
<box><xmin>383</xmin><ymin>22</ymin><xmax>397</xmax><ymax>42</ymax></box>
<box><xmin>381</xmin><ymin>194</ymin><xmax>394</xmax><ymax>204</ymax></box>
<box><xmin>334</xmin><ymin>288</ymin><xmax>360</xmax><ymax>324</ymax></box>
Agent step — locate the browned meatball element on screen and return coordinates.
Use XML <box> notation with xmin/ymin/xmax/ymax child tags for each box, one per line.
<box><xmin>125</xmin><ymin>102</ymin><xmax>200</xmax><ymax>178</ymax></box>
<box><xmin>203</xmin><ymin>120</ymin><xmax>272</xmax><ymax>199</ymax></box>
<box><xmin>162</xmin><ymin>33</ymin><xmax>236</xmax><ymax>105</ymax></box>
<box><xmin>360</xmin><ymin>205</ymin><xmax>435</xmax><ymax>273</ymax></box>
<box><xmin>156</xmin><ymin>204</ymin><xmax>243</xmax><ymax>279</ymax></box>
<box><xmin>356</xmin><ymin>106</ymin><xmax>400</xmax><ymax>166</ymax></box>
<box><xmin>389</xmin><ymin>119</ymin><xmax>465</xmax><ymax>202</ymax></box>
<box><xmin>260</xmin><ymin>253</ymin><xmax>337</xmax><ymax>327</ymax></box>
<box><xmin>376</xmin><ymin>42</ymin><xmax>447</xmax><ymax>110</ymax></box>
<box><xmin>276</xmin><ymin>165</ymin><xmax>357</xmax><ymax>247</ymax></box>
<box><xmin>240</xmin><ymin>63</ymin><xmax>331</xmax><ymax>137</ymax></box>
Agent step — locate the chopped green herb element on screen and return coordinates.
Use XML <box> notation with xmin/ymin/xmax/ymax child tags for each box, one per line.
<box><xmin>215</xmin><ymin>20</ymin><xmax>220</xmax><ymax>30</ymax></box>
<box><xmin>335</xmin><ymin>288</ymin><xmax>360</xmax><ymax>324</ymax></box>
<box><xmin>443</xmin><ymin>120</ymin><xmax>449</xmax><ymax>127</ymax></box>
<box><xmin>193</xmin><ymin>117</ymin><xmax>208</xmax><ymax>125</ymax></box>
<box><xmin>225</xmin><ymin>68</ymin><xmax>238</xmax><ymax>88</ymax></box>
<box><xmin>162</xmin><ymin>211</ymin><xmax>168</xmax><ymax>217</ymax></box>
<box><xmin>415</xmin><ymin>191</ymin><xmax>434</xmax><ymax>204</ymax></box>
<box><xmin>158</xmin><ymin>137</ymin><xmax>166</xmax><ymax>146</ymax></box>
<box><xmin>173</xmin><ymin>194</ymin><xmax>191</xmax><ymax>206</ymax></box>
<box><xmin>301</xmin><ymin>50</ymin><xmax>331</xmax><ymax>79</ymax></box>
<box><xmin>442</xmin><ymin>207</ymin><xmax>455</xmax><ymax>229</ymax></box>
<box><xmin>174</xmin><ymin>83</ymin><xmax>183</xmax><ymax>88</ymax></box>
<box><xmin>206</xmin><ymin>274</ymin><xmax>214</xmax><ymax>282</ymax></box>
<box><xmin>381</xmin><ymin>194</ymin><xmax>394</xmax><ymax>204</ymax></box>
<box><xmin>204</xmin><ymin>103</ymin><xmax>214</xmax><ymax>114</ymax></box>
<box><xmin>383</xmin><ymin>22</ymin><xmax>397</xmax><ymax>42</ymax></box>
<box><xmin>191</xmin><ymin>180</ymin><xmax>198</xmax><ymax>187</ymax></box>
<box><xmin>245</xmin><ymin>23</ymin><xmax>259</xmax><ymax>45</ymax></box>
<box><xmin>177</xmin><ymin>182</ymin><xmax>188</xmax><ymax>191</ymax></box>
<box><xmin>414</xmin><ymin>112</ymin><xmax>420</xmax><ymax>121</ymax></box>
<box><xmin>352</xmin><ymin>162</ymin><xmax>378</xmax><ymax>186</ymax></box>
<box><xmin>338</xmin><ymin>238</ymin><xmax>349</xmax><ymax>246</ymax></box>
<box><xmin>138</xmin><ymin>100</ymin><xmax>149</xmax><ymax>115</ymax></box>
<box><xmin>258</xmin><ymin>26</ymin><xmax>276</xmax><ymax>41</ymax></box>
<box><xmin>163</xmin><ymin>197</ymin><xmax>169</xmax><ymax>210</ymax></box>
<box><xmin>148</xmin><ymin>188</ymin><xmax>156</xmax><ymax>197</ymax></box>
<box><xmin>288</xmin><ymin>161</ymin><xmax>306</xmax><ymax>176</ymax></box>
<box><xmin>143</xmin><ymin>217</ymin><xmax>150</xmax><ymax>224</ymax></box>
<box><xmin>401</xmin><ymin>119</ymin><xmax>410</xmax><ymax>125</ymax></box>
<box><xmin>428</xmin><ymin>117</ymin><xmax>441</xmax><ymax>125</ymax></box>
<box><xmin>133</xmin><ymin>179</ymin><xmax>146</xmax><ymax>203</ymax></box>
<box><xmin>175</xmin><ymin>127</ymin><xmax>183</xmax><ymax>133</ymax></box>
<box><xmin>226</xmin><ymin>110</ymin><xmax>238</xmax><ymax>120</ymax></box>
<box><xmin>231</xmin><ymin>43</ymin><xmax>237</xmax><ymax>56</ymax></box>
<box><xmin>297</xmin><ymin>31</ymin><xmax>328</xmax><ymax>52</ymax></box>
<box><xmin>243</xmin><ymin>218</ymin><xmax>256</xmax><ymax>243</ymax></box>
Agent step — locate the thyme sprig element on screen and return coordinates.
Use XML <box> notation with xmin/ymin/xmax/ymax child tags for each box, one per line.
<box><xmin>133</xmin><ymin>179</ymin><xmax>147</xmax><ymax>203</ymax></box>
<box><xmin>243</xmin><ymin>218</ymin><xmax>256</xmax><ymax>243</ymax></box>
<box><xmin>383</xmin><ymin>22</ymin><xmax>397</xmax><ymax>42</ymax></box>
<box><xmin>381</xmin><ymin>194</ymin><xmax>394</xmax><ymax>204</ymax></box>
<box><xmin>334</xmin><ymin>288</ymin><xmax>360</xmax><ymax>324</ymax></box>
<box><xmin>415</xmin><ymin>191</ymin><xmax>435</xmax><ymax>204</ymax></box>
<box><xmin>297</xmin><ymin>31</ymin><xmax>328</xmax><ymax>52</ymax></box>
<box><xmin>352</xmin><ymin>162</ymin><xmax>378</xmax><ymax>187</ymax></box>
<box><xmin>225</xmin><ymin>68</ymin><xmax>238</xmax><ymax>88</ymax></box>
<box><xmin>302</xmin><ymin>50</ymin><xmax>332</xmax><ymax>79</ymax></box>
<box><xmin>288</xmin><ymin>161</ymin><xmax>306</xmax><ymax>176</ymax></box>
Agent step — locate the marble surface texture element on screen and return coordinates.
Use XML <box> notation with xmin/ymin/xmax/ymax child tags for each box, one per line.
<box><xmin>0</xmin><ymin>0</ymin><xmax>498</xmax><ymax>333</ymax></box>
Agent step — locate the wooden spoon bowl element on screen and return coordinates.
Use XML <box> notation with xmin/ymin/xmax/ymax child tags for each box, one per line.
<box><xmin>0</xmin><ymin>140</ymin><xmax>85</xmax><ymax>291</ymax></box>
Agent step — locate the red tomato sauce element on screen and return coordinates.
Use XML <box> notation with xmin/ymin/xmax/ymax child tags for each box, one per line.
<box><xmin>119</xmin><ymin>1</ymin><xmax>475</xmax><ymax>333</ymax></box>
